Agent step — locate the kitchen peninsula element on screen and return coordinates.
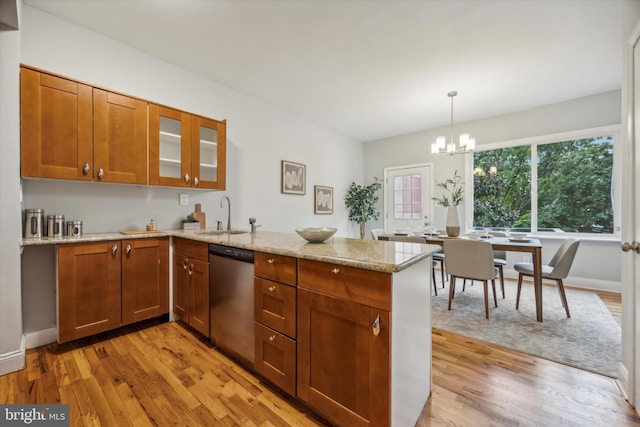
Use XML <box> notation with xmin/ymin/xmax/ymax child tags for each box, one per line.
<box><xmin>22</xmin><ymin>230</ymin><xmax>438</xmax><ymax>426</ymax></box>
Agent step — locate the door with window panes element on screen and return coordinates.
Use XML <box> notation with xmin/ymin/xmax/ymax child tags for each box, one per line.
<box><xmin>384</xmin><ymin>164</ymin><xmax>432</xmax><ymax>234</ymax></box>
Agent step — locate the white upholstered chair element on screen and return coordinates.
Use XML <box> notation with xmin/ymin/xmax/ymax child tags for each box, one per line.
<box><xmin>444</xmin><ymin>239</ymin><xmax>499</xmax><ymax>319</ymax></box>
<box><xmin>489</xmin><ymin>231</ymin><xmax>508</xmax><ymax>298</ymax></box>
<box><xmin>514</xmin><ymin>238</ymin><xmax>580</xmax><ymax>318</ymax></box>
<box><xmin>370</xmin><ymin>228</ymin><xmax>385</xmax><ymax>240</ymax></box>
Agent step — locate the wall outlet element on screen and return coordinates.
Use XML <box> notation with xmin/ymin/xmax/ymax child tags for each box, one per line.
<box><xmin>179</xmin><ymin>194</ymin><xmax>188</xmax><ymax>206</ymax></box>
<box><xmin>523</xmin><ymin>255</ymin><xmax>531</xmax><ymax>263</ymax></box>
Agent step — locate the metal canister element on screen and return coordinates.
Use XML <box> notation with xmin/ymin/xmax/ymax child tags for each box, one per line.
<box><xmin>47</xmin><ymin>215</ymin><xmax>65</xmax><ymax>238</ymax></box>
<box><xmin>24</xmin><ymin>209</ymin><xmax>44</xmax><ymax>239</ymax></box>
<box><xmin>66</xmin><ymin>220</ymin><xmax>83</xmax><ymax>238</ymax></box>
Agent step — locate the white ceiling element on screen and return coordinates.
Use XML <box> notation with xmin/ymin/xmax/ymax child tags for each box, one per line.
<box><xmin>23</xmin><ymin>0</ymin><xmax>622</xmax><ymax>143</ymax></box>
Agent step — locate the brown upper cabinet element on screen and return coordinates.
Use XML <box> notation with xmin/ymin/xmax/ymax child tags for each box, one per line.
<box><xmin>20</xmin><ymin>66</ymin><xmax>226</xmax><ymax>189</ymax></box>
<box><xmin>21</xmin><ymin>67</ymin><xmax>147</xmax><ymax>184</ymax></box>
<box><xmin>20</xmin><ymin>67</ymin><xmax>93</xmax><ymax>180</ymax></box>
<box><xmin>149</xmin><ymin>104</ymin><xmax>226</xmax><ymax>190</ymax></box>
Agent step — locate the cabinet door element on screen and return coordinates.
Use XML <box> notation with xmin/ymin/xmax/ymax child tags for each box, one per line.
<box><xmin>58</xmin><ymin>241</ymin><xmax>122</xmax><ymax>343</ymax></box>
<box><xmin>121</xmin><ymin>238</ymin><xmax>169</xmax><ymax>325</ymax></box>
<box><xmin>188</xmin><ymin>258</ymin><xmax>210</xmax><ymax>337</ymax></box>
<box><xmin>191</xmin><ymin>115</ymin><xmax>226</xmax><ymax>190</ymax></box>
<box><xmin>93</xmin><ymin>88</ymin><xmax>147</xmax><ymax>184</ymax></box>
<box><xmin>173</xmin><ymin>252</ymin><xmax>189</xmax><ymax>320</ymax></box>
<box><xmin>255</xmin><ymin>322</ymin><xmax>296</xmax><ymax>397</ymax></box>
<box><xmin>20</xmin><ymin>67</ymin><xmax>93</xmax><ymax>180</ymax></box>
<box><xmin>297</xmin><ymin>289</ymin><xmax>390</xmax><ymax>427</ymax></box>
<box><xmin>149</xmin><ymin>104</ymin><xmax>192</xmax><ymax>187</ymax></box>
<box><xmin>254</xmin><ymin>277</ymin><xmax>296</xmax><ymax>338</ymax></box>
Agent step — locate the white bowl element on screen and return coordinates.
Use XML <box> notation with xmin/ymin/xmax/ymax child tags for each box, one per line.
<box><xmin>510</xmin><ymin>232</ymin><xmax>528</xmax><ymax>240</ymax></box>
<box><xmin>295</xmin><ymin>227</ymin><xmax>337</xmax><ymax>243</ymax></box>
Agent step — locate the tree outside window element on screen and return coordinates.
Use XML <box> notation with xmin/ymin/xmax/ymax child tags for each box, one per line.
<box><xmin>473</xmin><ymin>135</ymin><xmax>614</xmax><ymax>234</ymax></box>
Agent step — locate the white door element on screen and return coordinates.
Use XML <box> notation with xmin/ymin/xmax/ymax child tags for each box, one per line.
<box><xmin>384</xmin><ymin>164</ymin><xmax>432</xmax><ymax>234</ymax></box>
<box><xmin>622</xmin><ymin>20</ymin><xmax>640</xmax><ymax>408</ymax></box>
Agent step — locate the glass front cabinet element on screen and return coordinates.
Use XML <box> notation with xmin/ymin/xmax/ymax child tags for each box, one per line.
<box><xmin>149</xmin><ymin>104</ymin><xmax>226</xmax><ymax>190</ymax></box>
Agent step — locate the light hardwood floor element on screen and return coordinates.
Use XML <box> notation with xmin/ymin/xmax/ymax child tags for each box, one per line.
<box><xmin>1</xmin><ymin>291</ymin><xmax>637</xmax><ymax>426</ymax></box>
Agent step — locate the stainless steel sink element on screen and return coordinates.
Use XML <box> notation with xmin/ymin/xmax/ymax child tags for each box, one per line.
<box><xmin>197</xmin><ymin>229</ymin><xmax>248</xmax><ymax>235</ymax></box>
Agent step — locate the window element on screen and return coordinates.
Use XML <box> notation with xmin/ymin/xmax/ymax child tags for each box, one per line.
<box><xmin>472</xmin><ymin>130</ymin><xmax>616</xmax><ymax>234</ymax></box>
<box><xmin>393</xmin><ymin>174</ymin><xmax>422</xmax><ymax>220</ymax></box>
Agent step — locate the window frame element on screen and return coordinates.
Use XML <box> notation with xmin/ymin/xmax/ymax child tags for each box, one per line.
<box><xmin>464</xmin><ymin>124</ymin><xmax>621</xmax><ymax>239</ymax></box>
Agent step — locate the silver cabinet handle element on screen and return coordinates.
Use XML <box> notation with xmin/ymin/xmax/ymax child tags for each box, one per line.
<box><xmin>188</xmin><ymin>264</ymin><xmax>193</xmax><ymax>275</ymax></box>
<box><xmin>82</xmin><ymin>163</ymin><xmax>90</xmax><ymax>175</ymax></box>
<box><xmin>621</xmin><ymin>241</ymin><xmax>640</xmax><ymax>254</ymax></box>
<box><xmin>111</xmin><ymin>244</ymin><xmax>117</xmax><ymax>255</ymax></box>
<box><xmin>332</xmin><ymin>268</ymin><xmax>340</xmax><ymax>274</ymax></box>
<box><xmin>372</xmin><ymin>314</ymin><xmax>380</xmax><ymax>336</ymax></box>
<box><xmin>268</xmin><ymin>286</ymin><xmax>276</xmax><ymax>292</ymax></box>
<box><xmin>183</xmin><ymin>258</ymin><xmax>189</xmax><ymax>270</ymax></box>
<box><xmin>126</xmin><ymin>244</ymin><xmax>131</xmax><ymax>255</ymax></box>
<box><xmin>184</xmin><ymin>173</ymin><xmax>190</xmax><ymax>184</ymax></box>
<box><xmin>267</xmin><ymin>258</ymin><xmax>275</xmax><ymax>264</ymax></box>
<box><xmin>97</xmin><ymin>168</ymin><xmax>104</xmax><ymax>181</ymax></box>
<box><xmin>194</xmin><ymin>176</ymin><xmax>199</xmax><ymax>187</ymax></box>
<box><xmin>269</xmin><ymin>335</ymin><xmax>276</xmax><ymax>342</ymax></box>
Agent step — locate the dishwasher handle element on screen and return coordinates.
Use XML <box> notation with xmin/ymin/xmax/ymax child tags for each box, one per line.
<box><xmin>208</xmin><ymin>244</ymin><xmax>254</xmax><ymax>263</ymax></box>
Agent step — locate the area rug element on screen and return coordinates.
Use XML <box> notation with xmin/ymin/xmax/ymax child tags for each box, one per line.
<box><xmin>431</xmin><ymin>280</ymin><xmax>621</xmax><ymax>377</ymax></box>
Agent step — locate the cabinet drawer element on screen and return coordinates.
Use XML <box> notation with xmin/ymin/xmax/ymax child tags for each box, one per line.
<box><xmin>254</xmin><ymin>277</ymin><xmax>296</xmax><ymax>338</ymax></box>
<box><xmin>298</xmin><ymin>259</ymin><xmax>391</xmax><ymax>312</ymax></box>
<box><xmin>255</xmin><ymin>252</ymin><xmax>297</xmax><ymax>285</ymax></box>
<box><xmin>173</xmin><ymin>237</ymin><xmax>208</xmax><ymax>261</ymax></box>
<box><xmin>255</xmin><ymin>322</ymin><xmax>296</xmax><ymax>397</ymax></box>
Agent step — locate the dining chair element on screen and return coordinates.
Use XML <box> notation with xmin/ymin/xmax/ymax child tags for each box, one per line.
<box><xmin>489</xmin><ymin>231</ymin><xmax>508</xmax><ymax>298</ymax></box>
<box><xmin>514</xmin><ymin>238</ymin><xmax>580</xmax><ymax>318</ymax></box>
<box><xmin>370</xmin><ymin>228</ymin><xmax>385</xmax><ymax>240</ymax></box>
<box><xmin>386</xmin><ymin>235</ymin><xmax>438</xmax><ymax>295</ymax></box>
<box><xmin>444</xmin><ymin>239</ymin><xmax>499</xmax><ymax>319</ymax></box>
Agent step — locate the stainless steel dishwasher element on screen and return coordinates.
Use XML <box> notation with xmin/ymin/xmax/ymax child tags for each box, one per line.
<box><xmin>209</xmin><ymin>244</ymin><xmax>255</xmax><ymax>367</ymax></box>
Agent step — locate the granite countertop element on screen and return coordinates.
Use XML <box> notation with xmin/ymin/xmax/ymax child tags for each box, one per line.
<box><xmin>21</xmin><ymin>229</ymin><xmax>439</xmax><ymax>273</ymax></box>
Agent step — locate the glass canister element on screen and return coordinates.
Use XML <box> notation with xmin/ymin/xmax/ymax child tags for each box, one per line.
<box><xmin>66</xmin><ymin>220</ymin><xmax>83</xmax><ymax>238</ymax></box>
<box><xmin>24</xmin><ymin>208</ymin><xmax>44</xmax><ymax>238</ymax></box>
<box><xmin>47</xmin><ymin>215</ymin><xmax>65</xmax><ymax>238</ymax></box>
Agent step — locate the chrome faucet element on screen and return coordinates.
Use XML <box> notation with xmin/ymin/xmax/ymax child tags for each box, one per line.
<box><xmin>220</xmin><ymin>195</ymin><xmax>231</xmax><ymax>231</ymax></box>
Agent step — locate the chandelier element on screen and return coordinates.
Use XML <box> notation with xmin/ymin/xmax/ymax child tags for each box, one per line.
<box><xmin>431</xmin><ymin>91</ymin><xmax>475</xmax><ymax>156</ymax></box>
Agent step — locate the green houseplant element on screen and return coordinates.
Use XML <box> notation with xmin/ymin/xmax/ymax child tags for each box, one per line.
<box><xmin>432</xmin><ymin>170</ymin><xmax>464</xmax><ymax>236</ymax></box>
<box><xmin>345</xmin><ymin>178</ymin><xmax>382</xmax><ymax>239</ymax></box>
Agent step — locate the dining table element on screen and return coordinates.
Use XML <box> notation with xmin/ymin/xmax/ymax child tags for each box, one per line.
<box><xmin>379</xmin><ymin>233</ymin><xmax>545</xmax><ymax>322</ymax></box>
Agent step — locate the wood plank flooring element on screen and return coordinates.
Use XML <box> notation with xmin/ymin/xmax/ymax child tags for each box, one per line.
<box><xmin>1</xmin><ymin>291</ymin><xmax>638</xmax><ymax>426</ymax></box>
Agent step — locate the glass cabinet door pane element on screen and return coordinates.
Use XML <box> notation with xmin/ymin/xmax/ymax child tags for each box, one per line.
<box><xmin>199</xmin><ymin>125</ymin><xmax>218</xmax><ymax>182</ymax></box>
<box><xmin>159</xmin><ymin>116</ymin><xmax>182</xmax><ymax>179</ymax></box>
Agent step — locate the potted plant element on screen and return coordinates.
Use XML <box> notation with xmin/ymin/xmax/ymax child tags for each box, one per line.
<box><xmin>432</xmin><ymin>170</ymin><xmax>464</xmax><ymax>237</ymax></box>
<box><xmin>181</xmin><ymin>214</ymin><xmax>200</xmax><ymax>230</ymax></box>
<box><xmin>345</xmin><ymin>177</ymin><xmax>382</xmax><ymax>239</ymax></box>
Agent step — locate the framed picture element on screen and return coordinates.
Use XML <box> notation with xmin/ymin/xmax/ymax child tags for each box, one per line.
<box><xmin>314</xmin><ymin>185</ymin><xmax>333</xmax><ymax>214</ymax></box>
<box><xmin>281</xmin><ymin>160</ymin><xmax>306</xmax><ymax>195</ymax></box>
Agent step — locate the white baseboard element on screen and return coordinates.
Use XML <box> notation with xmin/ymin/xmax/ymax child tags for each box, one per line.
<box><xmin>0</xmin><ymin>336</ymin><xmax>25</xmax><ymax>376</ymax></box>
<box><xmin>24</xmin><ymin>326</ymin><xmax>57</xmax><ymax>349</ymax></box>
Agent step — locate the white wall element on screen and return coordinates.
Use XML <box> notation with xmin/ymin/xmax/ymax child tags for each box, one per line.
<box><xmin>364</xmin><ymin>91</ymin><xmax>622</xmax><ymax>291</ymax></box>
<box><xmin>0</xmin><ymin>0</ymin><xmax>24</xmax><ymax>375</ymax></box>
<box><xmin>13</xmin><ymin>6</ymin><xmax>364</xmax><ymax>347</ymax></box>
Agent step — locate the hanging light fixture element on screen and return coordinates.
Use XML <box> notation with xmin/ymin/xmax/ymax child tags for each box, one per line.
<box><xmin>431</xmin><ymin>91</ymin><xmax>476</xmax><ymax>156</ymax></box>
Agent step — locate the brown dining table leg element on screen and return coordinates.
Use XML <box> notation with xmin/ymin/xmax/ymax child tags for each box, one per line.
<box><xmin>533</xmin><ymin>247</ymin><xmax>543</xmax><ymax>322</ymax></box>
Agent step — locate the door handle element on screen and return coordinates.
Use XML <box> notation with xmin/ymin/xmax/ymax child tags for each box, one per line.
<box><xmin>621</xmin><ymin>241</ymin><xmax>640</xmax><ymax>254</ymax></box>
<box><xmin>126</xmin><ymin>244</ymin><xmax>132</xmax><ymax>256</ymax></box>
<box><xmin>111</xmin><ymin>244</ymin><xmax>118</xmax><ymax>255</ymax></box>
<box><xmin>97</xmin><ymin>168</ymin><xmax>104</xmax><ymax>181</ymax></box>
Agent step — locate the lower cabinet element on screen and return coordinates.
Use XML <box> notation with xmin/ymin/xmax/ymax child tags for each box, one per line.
<box><xmin>254</xmin><ymin>252</ymin><xmax>298</xmax><ymax>396</ymax></box>
<box><xmin>173</xmin><ymin>237</ymin><xmax>209</xmax><ymax>337</ymax></box>
<box><xmin>121</xmin><ymin>238</ymin><xmax>169</xmax><ymax>325</ymax></box>
<box><xmin>297</xmin><ymin>259</ymin><xmax>391</xmax><ymax>427</ymax></box>
<box><xmin>57</xmin><ymin>237</ymin><xmax>169</xmax><ymax>343</ymax></box>
<box><xmin>58</xmin><ymin>241</ymin><xmax>122</xmax><ymax>344</ymax></box>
